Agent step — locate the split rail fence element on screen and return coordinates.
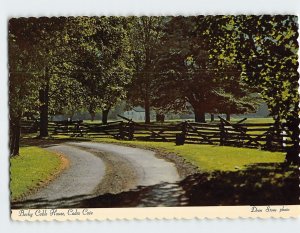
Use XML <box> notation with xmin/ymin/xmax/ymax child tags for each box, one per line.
<box><xmin>21</xmin><ymin>116</ymin><xmax>296</xmax><ymax>151</ymax></box>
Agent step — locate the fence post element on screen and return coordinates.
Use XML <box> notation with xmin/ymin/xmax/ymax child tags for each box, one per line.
<box><xmin>119</xmin><ymin>122</ymin><xmax>124</xmax><ymax>140</ymax></box>
<box><xmin>175</xmin><ymin>122</ymin><xmax>187</xmax><ymax>145</ymax></box>
<box><xmin>219</xmin><ymin>121</ymin><xmax>225</xmax><ymax>146</ymax></box>
<box><xmin>275</xmin><ymin>121</ymin><xmax>283</xmax><ymax>150</ymax></box>
<box><xmin>265</xmin><ymin>129</ymin><xmax>273</xmax><ymax>150</ymax></box>
<box><xmin>128</xmin><ymin>122</ymin><xmax>134</xmax><ymax>140</ymax></box>
<box><xmin>182</xmin><ymin>121</ymin><xmax>188</xmax><ymax>137</ymax></box>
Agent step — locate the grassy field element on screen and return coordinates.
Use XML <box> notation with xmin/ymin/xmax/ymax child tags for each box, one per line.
<box><xmin>10</xmin><ymin>146</ymin><xmax>63</xmax><ymax>200</ymax></box>
<box><xmin>91</xmin><ymin>138</ymin><xmax>285</xmax><ymax>172</ymax></box>
<box><xmin>222</xmin><ymin>117</ymin><xmax>274</xmax><ymax>124</ymax></box>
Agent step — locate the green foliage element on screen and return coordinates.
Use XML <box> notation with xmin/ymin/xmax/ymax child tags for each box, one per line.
<box><xmin>208</xmin><ymin>15</ymin><xmax>299</xmax><ymax>122</ymax></box>
<box><xmin>9</xmin><ymin>16</ymin><xmax>299</xmax><ymax>153</ymax></box>
<box><xmin>49</xmin><ymin>76</ymin><xmax>85</xmax><ymax>116</ymax></box>
<box><xmin>9</xmin><ymin>18</ymin><xmax>71</xmax><ymax>154</ymax></box>
<box><xmin>9</xmin><ymin>17</ymin><xmax>133</xmax><ymax>119</ymax></box>
<box><xmin>9</xmin><ymin>16</ymin><xmax>299</xmax><ymax>120</ymax></box>
<box><xmin>10</xmin><ymin>16</ymin><xmax>298</xmax><ymax>122</ymax></box>
<box><xmin>66</xmin><ymin>17</ymin><xmax>133</xmax><ymax>115</ymax></box>
<box><xmin>154</xmin><ymin>16</ymin><xmax>260</xmax><ymax>119</ymax></box>
<box><xmin>9</xmin><ymin>17</ymin><xmax>80</xmax><ymax>126</ymax></box>
<box><xmin>126</xmin><ymin>17</ymin><xmax>173</xmax><ymax>116</ymax></box>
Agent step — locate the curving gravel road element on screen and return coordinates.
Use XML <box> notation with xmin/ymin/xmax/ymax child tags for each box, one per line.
<box><xmin>20</xmin><ymin>141</ymin><xmax>181</xmax><ymax>208</ymax></box>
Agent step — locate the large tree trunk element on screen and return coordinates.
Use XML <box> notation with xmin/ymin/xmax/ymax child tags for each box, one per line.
<box><xmin>226</xmin><ymin>113</ymin><xmax>231</xmax><ymax>121</ymax></box>
<box><xmin>102</xmin><ymin>109</ymin><xmax>109</xmax><ymax>124</ymax></box>
<box><xmin>145</xmin><ymin>99</ymin><xmax>150</xmax><ymax>124</ymax></box>
<box><xmin>194</xmin><ymin>108</ymin><xmax>206</xmax><ymax>123</ymax></box>
<box><xmin>39</xmin><ymin>68</ymin><xmax>50</xmax><ymax>138</ymax></box>
<box><xmin>9</xmin><ymin>116</ymin><xmax>21</xmax><ymax>157</ymax></box>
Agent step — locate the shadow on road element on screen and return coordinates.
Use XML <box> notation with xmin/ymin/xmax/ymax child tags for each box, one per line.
<box><xmin>11</xmin><ymin>182</ymin><xmax>186</xmax><ymax>209</ymax></box>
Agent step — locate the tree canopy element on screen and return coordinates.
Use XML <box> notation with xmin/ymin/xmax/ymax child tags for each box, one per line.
<box><xmin>8</xmin><ymin>15</ymin><xmax>298</xmax><ymax>156</ymax></box>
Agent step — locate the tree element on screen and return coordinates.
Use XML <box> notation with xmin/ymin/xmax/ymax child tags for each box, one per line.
<box><xmin>171</xmin><ymin>16</ymin><xmax>225</xmax><ymax>122</ymax></box>
<box><xmin>8</xmin><ymin>18</ymin><xmax>55</xmax><ymax>155</ymax></box>
<box><xmin>66</xmin><ymin>17</ymin><xmax>132</xmax><ymax>124</ymax></box>
<box><xmin>150</xmin><ymin>48</ymin><xmax>191</xmax><ymax>121</ymax></box>
<box><xmin>12</xmin><ymin>17</ymin><xmax>70</xmax><ymax>137</ymax></box>
<box><xmin>127</xmin><ymin>16</ymin><xmax>167</xmax><ymax>123</ymax></box>
<box><xmin>203</xmin><ymin>15</ymin><xmax>298</xmax><ymax>160</ymax></box>
<box><xmin>236</xmin><ymin>15</ymin><xmax>299</xmax><ymax>123</ymax></box>
<box><xmin>191</xmin><ymin>16</ymin><xmax>262</xmax><ymax>121</ymax></box>
<box><xmin>9</xmin><ymin>19</ymin><xmax>36</xmax><ymax>156</ymax></box>
<box><xmin>236</xmin><ymin>15</ymin><xmax>299</xmax><ymax>162</ymax></box>
<box><xmin>200</xmin><ymin>15</ymin><xmax>298</xmax><ymax>123</ymax></box>
<box><xmin>157</xmin><ymin>16</ymin><xmax>259</xmax><ymax>122</ymax></box>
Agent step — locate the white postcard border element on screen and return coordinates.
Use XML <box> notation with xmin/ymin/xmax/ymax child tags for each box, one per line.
<box><xmin>11</xmin><ymin>205</ymin><xmax>300</xmax><ymax>221</ymax></box>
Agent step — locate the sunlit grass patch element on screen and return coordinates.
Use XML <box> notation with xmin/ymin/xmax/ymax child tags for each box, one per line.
<box><xmin>10</xmin><ymin>146</ymin><xmax>62</xmax><ymax>200</ymax></box>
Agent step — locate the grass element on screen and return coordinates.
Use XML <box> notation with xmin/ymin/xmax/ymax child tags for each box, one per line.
<box><xmin>10</xmin><ymin>146</ymin><xmax>62</xmax><ymax>200</ymax></box>
<box><xmin>225</xmin><ymin>117</ymin><xmax>274</xmax><ymax>124</ymax></box>
<box><xmin>91</xmin><ymin>138</ymin><xmax>285</xmax><ymax>172</ymax></box>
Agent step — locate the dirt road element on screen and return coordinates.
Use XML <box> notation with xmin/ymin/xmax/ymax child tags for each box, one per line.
<box><xmin>18</xmin><ymin>142</ymin><xmax>181</xmax><ymax>208</ymax></box>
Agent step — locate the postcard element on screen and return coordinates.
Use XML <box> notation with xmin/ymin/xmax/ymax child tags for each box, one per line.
<box><xmin>9</xmin><ymin>15</ymin><xmax>300</xmax><ymax>220</ymax></box>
